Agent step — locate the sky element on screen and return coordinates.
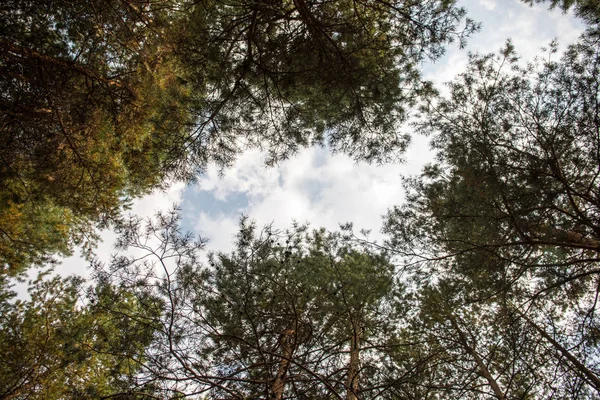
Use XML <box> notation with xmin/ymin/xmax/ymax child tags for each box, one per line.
<box><xmin>50</xmin><ymin>0</ymin><xmax>585</xmax><ymax>282</ymax></box>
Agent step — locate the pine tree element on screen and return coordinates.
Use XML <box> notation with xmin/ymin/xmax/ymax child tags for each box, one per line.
<box><xmin>0</xmin><ymin>272</ymin><xmax>161</xmax><ymax>399</ymax></box>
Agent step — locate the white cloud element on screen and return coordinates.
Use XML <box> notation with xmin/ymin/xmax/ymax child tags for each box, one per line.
<box><xmin>479</xmin><ymin>0</ymin><xmax>583</xmax><ymax>58</ymax></box>
<box><xmin>195</xmin><ymin>212</ymin><xmax>241</xmax><ymax>255</ymax></box>
<box><xmin>195</xmin><ymin>149</ymin><xmax>280</xmax><ymax>201</ymax></box>
<box><xmin>131</xmin><ymin>180</ymin><xmax>187</xmax><ymax>218</ymax></box>
<box><xmin>191</xmin><ymin>137</ymin><xmax>434</xmax><ymax>256</ymax></box>
<box><xmin>478</xmin><ymin>0</ymin><xmax>497</xmax><ymax>11</ymax></box>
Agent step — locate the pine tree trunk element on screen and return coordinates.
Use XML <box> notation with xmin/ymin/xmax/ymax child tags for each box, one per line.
<box><xmin>535</xmin><ymin>224</ymin><xmax>600</xmax><ymax>251</ymax></box>
<box><xmin>516</xmin><ymin>308</ymin><xmax>600</xmax><ymax>393</ymax></box>
<box><xmin>271</xmin><ymin>328</ymin><xmax>295</xmax><ymax>400</ymax></box>
<box><xmin>346</xmin><ymin>321</ymin><xmax>360</xmax><ymax>400</ymax></box>
<box><xmin>449</xmin><ymin>317</ymin><xmax>506</xmax><ymax>400</ymax></box>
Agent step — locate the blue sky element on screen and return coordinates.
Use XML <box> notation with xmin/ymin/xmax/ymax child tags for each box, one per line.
<box><xmin>53</xmin><ymin>0</ymin><xmax>585</xmax><ymax>279</ymax></box>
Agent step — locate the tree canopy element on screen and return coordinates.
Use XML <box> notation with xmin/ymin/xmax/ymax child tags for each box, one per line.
<box><xmin>2</xmin><ymin>2</ymin><xmax>600</xmax><ymax>399</ymax></box>
<box><xmin>384</xmin><ymin>27</ymin><xmax>600</xmax><ymax>399</ymax></box>
<box><xmin>175</xmin><ymin>0</ymin><xmax>477</xmax><ymax>168</ymax></box>
<box><xmin>385</xmin><ymin>28</ymin><xmax>600</xmax><ymax>295</ymax></box>
<box><xmin>0</xmin><ymin>271</ymin><xmax>161</xmax><ymax>399</ymax></box>
<box><xmin>0</xmin><ymin>0</ymin><xmax>194</xmax><ymax>273</ymax></box>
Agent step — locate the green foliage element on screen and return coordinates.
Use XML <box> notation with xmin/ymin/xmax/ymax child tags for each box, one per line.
<box><xmin>176</xmin><ymin>0</ymin><xmax>477</xmax><ymax>168</ymax></box>
<box><xmin>386</xmin><ymin>30</ymin><xmax>600</xmax><ymax>296</ymax></box>
<box><xmin>0</xmin><ymin>272</ymin><xmax>160</xmax><ymax>399</ymax></box>
<box><xmin>4</xmin><ymin>2</ymin><xmax>599</xmax><ymax>399</ymax></box>
<box><xmin>0</xmin><ymin>0</ymin><xmax>194</xmax><ymax>274</ymax></box>
<box><xmin>384</xmin><ymin>29</ymin><xmax>600</xmax><ymax>398</ymax></box>
<box><xmin>200</xmin><ymin>221</ymin><xmax>397</xmax><ymax>398</ymax></box>
<box><xmin>392</xmin><ymin>279</ymin><xmax>594</xmax><ymax>399</ymax></box>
